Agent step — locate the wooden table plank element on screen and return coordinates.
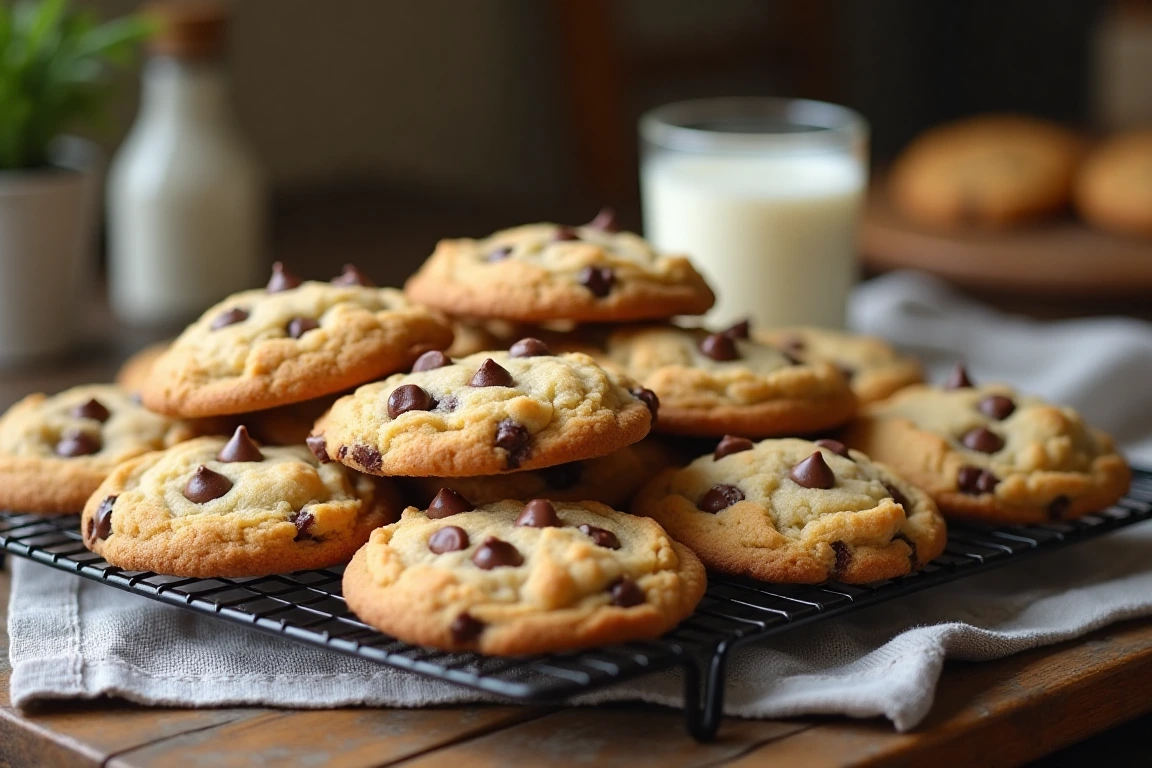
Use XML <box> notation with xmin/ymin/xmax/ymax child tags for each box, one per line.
<box><xmin>728</xmin><ymin>619</ymin><xmax>1152</xmax><ymax>767</ymax></box>
<box><xmin>393</xmin><ymin>706</ymin><xmax>812</xmax><ymax>768</ymax></box>
<box><xmin>108</xmin><ymin>708</ymin><xmax>551</xmax><ymax>768</ymax></box>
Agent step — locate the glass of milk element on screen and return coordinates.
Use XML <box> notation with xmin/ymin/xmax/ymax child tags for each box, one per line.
<box><xmin>640</xmin><ymin>98</ymin><xmax>868</xmax><ymax>329</ymax></box>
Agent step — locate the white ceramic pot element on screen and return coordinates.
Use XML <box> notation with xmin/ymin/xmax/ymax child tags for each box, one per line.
<box><xmin>0</xmin><ymin>141</ymin><xmax>97</xmax><ymax>365</ymax></box>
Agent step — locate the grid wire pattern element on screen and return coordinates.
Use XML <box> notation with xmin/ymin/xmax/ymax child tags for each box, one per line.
<box><xmin>2</xmin><ymin>468</ymin><xmax>1149</xmax><ymax>740</ymax></box>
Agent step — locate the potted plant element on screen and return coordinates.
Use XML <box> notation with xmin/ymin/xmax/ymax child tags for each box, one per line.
<box><xmin>0</xmin><ymin>0</ymin><xmax>147</xmax><ymax>363</ymax></box>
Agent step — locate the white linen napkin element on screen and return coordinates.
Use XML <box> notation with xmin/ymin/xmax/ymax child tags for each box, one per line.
<box><xmin>9</xmin><ymin>271</ymin><xmax>1152</xmax><ymax>730</ymax></box>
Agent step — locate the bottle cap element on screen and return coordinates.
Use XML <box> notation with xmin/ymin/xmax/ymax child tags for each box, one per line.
<box><xmin>145</xmin><ymin>0</ymin><xmax>228</xmax><ymax>59</ymax></box>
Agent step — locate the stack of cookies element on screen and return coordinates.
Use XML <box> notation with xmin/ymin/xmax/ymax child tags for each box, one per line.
<box><xmin>0</xmin><ymin>211</ymin><xmax>1133</xmax><ymax>659</ymax></box>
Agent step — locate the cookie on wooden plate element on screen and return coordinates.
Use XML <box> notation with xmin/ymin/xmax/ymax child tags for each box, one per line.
<box><xmin>405</xmin><ymin>210</ymin><xmax>715</xmax><ymax>323</ymax></box>
<box><xmin>0</xmin><ymin>384</ymin><xmax>198</xmax><ymax>514</ymax></box>
<box><xmin>604</xmin><ymin>323</ymin><xmax>856</xmax><ymax>437</ymax></box>
<box><xmin>889</xmin><ymin>114</ymin><xmax>1082</xmax><ymax>229</ymax></box>
<box><xmin>82</xmin><ymin>428</ymin><xmax>400</xmax><ymax>577</ymax></box>
<box><xmin>633</xmin><ymin>437</ymin><xmax>946</xmax><ymax>583</ymax></box>
<box><xmin>310</xmin><ymin>341</ymin><xmax>656</xmax><ymax>477</ymax></box>
<box><xmin>1074</xmin><ymin>130</ymin><xmax>1152</xmax><ymax>238</ymax></box>
<box><xmin>342</xmin><ymin>496</ymin><xmax>706</xmax><ymax>654</ymax></box>
<box><xmin>842</xmin><ymin>366</ymin><xmax>1131</xmax><ymax>523</ymax></box>
<box><xmin>142</xmin><ymin>263</ymin><xmax>454</xmax><ymax>418</ymax></box>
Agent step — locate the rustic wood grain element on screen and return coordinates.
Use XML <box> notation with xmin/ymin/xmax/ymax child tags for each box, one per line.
<box><xmin>395</xmin><ymin>705</ymin><xmax>812</xmax><ymax>768</ymax></box>
<box><xmin>729</xmin><ymin>619</ymin><xmax>1152</xmax><ymax>767</ymax></box>
<box><xmin>108</xmin><ymin>707</ymin><xmax>550</xmax><ymax>768</ymax></box>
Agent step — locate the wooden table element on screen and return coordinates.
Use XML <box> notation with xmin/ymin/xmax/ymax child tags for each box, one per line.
<box><xmin>2</xmin><ymin>567</ymin><xmax>1152</xmax><ymax>767</ymax></box>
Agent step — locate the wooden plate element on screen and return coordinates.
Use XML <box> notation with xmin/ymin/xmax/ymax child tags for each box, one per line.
<box><xmin>859</xmin><ymin>190</ymin><xmax>1152</xmax><ymax>298</ymax></box>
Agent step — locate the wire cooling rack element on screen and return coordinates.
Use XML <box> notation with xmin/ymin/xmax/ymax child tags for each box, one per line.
<box><xmin>2</xmin><ymin>467</ymin><xmax>1150</xmax><ymax>741</ymax></box>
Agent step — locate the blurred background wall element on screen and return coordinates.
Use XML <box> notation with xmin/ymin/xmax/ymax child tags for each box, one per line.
<box><xmin>84</xmin><ymin>0</ymin><xmax>1117</xmax><ymax>212</ymax></box>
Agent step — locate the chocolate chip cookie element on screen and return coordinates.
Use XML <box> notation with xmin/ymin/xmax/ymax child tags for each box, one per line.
<box><xmin>115</xmin><ymin>341</ymin><xmax>171</xmax><ymax>395</ymax></box>
<box><xmin>0</xmin><ymin>385</ymin><xmax>198</xmax><ymax>514</ymax></box>
<box><xmin>82</xmin><ymin>429</ymin><xmax>400</xmax><ymax>577</ymax></box>
<box><xmin>404</xmin><ymin>210</ymin><xmax>715</xmax><ymax>323</ymax></box>
<box><xmin>754</xmin><ymin>326</ymin><xmax>922</xmax><ymax>404</ymax></box>
<box><xmin>1074</xmin><ymin>130</ymin><xmax>1152</xmax><ymax>239</ymax></box>
<box><xmin>406</xmin><ymin>438</ymin><xmax>677</xmax><ymax>509</ymax></box>
<box><xmin>311</xmin><ymin>342</ymin><xmax>655</xmax><ymax>477</ymax></box>
<box><xmin>604</xmin><ymin>324</ymin><xmax>857</xmax><ymax>437</ymax></box>
<box><xmin>142</xmin><ymin>263</ymin><xmax>454</xmax><ymax>418</ymax></box>
<box><xmin>889</xmin><ymin>114</ymin><xmax>1083</xmax><ymax>229</ymax></box>
<box><xmin>842</xmin><ymin>367</ymin><xmax>1131</xmax><ymax>523</ymax></box>
<box><xmin>342</xmin><ymin>496</ymin><xmax>706</xmax><ymax>654</ymax></box>
<box><xmin>633</xmin><ymin>437</ymin><xmax>946</xmax><ymax>583</ymax></box>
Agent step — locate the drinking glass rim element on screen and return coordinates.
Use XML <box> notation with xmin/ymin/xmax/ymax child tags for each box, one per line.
<box><xmin>640</xmin><ymin>97</ymin><xmax>868</xmax><ymax>154</ymax></box>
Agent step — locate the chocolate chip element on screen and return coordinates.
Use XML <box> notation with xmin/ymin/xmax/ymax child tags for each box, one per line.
<box><xmin>71</xmin><ymin>398</ymin><xmax>110</xmax><ymax>422</ymax></box>
<box><xmin>830</xmin><ymin>541</ymin><xmax>852</xmax><ymax>580</ymax></box>
<box><xmin>331</xmin><ymin>263</ymin><xmax>375</xmax><ymax>287</ymax></box>
<box><xmin>789</xmin><ymin>452</ymin><xmax>835</xmax><ymax>489</ymax></box>
<box><xmin>211</xmin><ymin>307</ymin><xmax>248</xmax><ymax>330</ymax></box>
<box><xmin>495</xmin><ymin>419</ymin><xmax>530</xmax><ymax>469</ymax></box>
<box><xmin>578</xmin><ymin>524</ymin><xmax>620</xmax><ymax>549</ymax></box>
<box><xmin>630</xmin><ymin>387</ymin><xmax>659</xmax><ymax>420</ymax></box>
<box><xmin>93</xmin><ymin>495</ymin><xmax>116</xmax><ymax>540</ymax></box>
<box><xmin>287</xmin><ymin>316</ymin><xmax>319</xmax><ymax>339</ymax></box>
<box><xmin>721</xmin><ymin>319</ymin><xmax>750</xmax><ymax>340</ymax></box>
<box><xmin>714</xmin><ymin>435</ymin><xmax>754</xmax><ymax>460</ymax></box>
<box><xmin>427</xmin><ymin>488</ymin><xmax>474</xmax><ymax>519</ymax></box>
<box><xmin>509</xmin><ymin>338</ymin><xmax>551</xmax><ymax>358</ymax></box>
<box><xmin>961</xmin><ymin>427</ymin><xmax>1004</xmax><ymax>454</ymax></box>
<box><xmin>699</xmin><ymin>332</ymin><xmax>739</xmax><ymax>361</ymax></box>
<box><xmin>387</xmin><ymin>384</ymin><xmax>435</xmax><ymax>418</ymax></box>
<box><xmin>698</xmin><ymin>484</ymin><xmax>744</xmax><ymax>513</ymax></box>
<box><xmin>55</xmin><ymin>431</ymin><xmax>100</xmax><ymax>457</ymax></box>
<box><xmin>540</xmin><ymin>463</ymin><xmax>582</xmax><ymax>490</ymax></box>
<box><xmin>183</xmin><ymin>465</ymin><xmax>232</xmax><ymax>503</ymax></box>
<box><xmin>944</xmin><ymin>363</ymin><xmax>974</xmax><ymax>389</ymax></box>
<box><xmin>266</xmin><ymin>262</ymin><xmax>302</xmax><ymax>292</ymax></box>
<box><xmin>412</xmin><ymin>350</ymin><xmax>452</xmax><ymax>372</ymax></box>
<box><xmin>892</xmin><ymin>531</ymin><xmax>918</xmax><ymax>568</ymax></box>
<box><xmin>486</xmin><ymin>246</ymin><xmax>513</xmax><ymax>262</ymax></box>
<box><xmin>472</xmin><ymin>537</ymin><xmax>523</xmax><ymax>569</ymax></box>
<box><xmin>957</xmin><ymin>465</ymin><xmax>999</xmax><ymax>495</ymax></box>
<box><xmin>429</xmin><ymin>525</ymin><xmax>470</xmax><ymax>553</ymax></box>
<box><xmin>516</xmin><ymin>498</ymin><xmax>561</xmax><ymax>527</ymax></box>
<box><xmin>815</xmin><ymin>439</ymin><xmax>851</xmax><ymax>459</ymax></box>
<box><xmin>578</xmin><ymin>265</ymin><xmax>615</xmax><ymax>297</ymax></box>
<box><xmin>884</xmin><ymin>483</ymin><xmax>910</xmax><ymax>510</ymax></box>
<box><xmin>610</xmin><ymin>577</ymin><xmax>645</xmax><ymax>607</ymax></box>
<box><xmin>349</xmin><ymin>445</ymin><xmax>382</xmax><ymax>473</ymax></box>
<box><xmin>554</xmin><ymin>225</ymin><xmax>580</xmax><ymax>241</ymax></box>
<box><xmin>587</xmin><ymin>207</ymin><xmax>619</xmax><ymax>232</ymax></box>
<box><xmin>469</xmin><ymin>358</ymin><xmax>514</xmax><ymax>387</ymax></box>
<box><xmin>1048</xmin><ymin>495</ymin><xmax>1071</xmax><ymax>520</ymax></box>
<box><xmin>306</xmin><ymin>435</ymin><xmax>330</xmax><ymax>463</ymax></box>
<box><xmin>978</xmin><ymin>395</ymin><xmax>1016</xmax><ymax>420</ymax></box>
<box><xmin>293</xmin><ymin>510</ymin><xmax>315</xmax><ymax>541</ymax></box>
<box><xmin>450</xmin><ymin>612</ymin><xmax>485</xmax><ymax>643</ymax></box>
<box><xmin>217</xmin><ymin>425</ymin><xmax>264</xmax><ymax>463</ymax></box>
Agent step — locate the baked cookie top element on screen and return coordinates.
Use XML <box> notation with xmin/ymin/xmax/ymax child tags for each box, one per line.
<box><xmin>82</xmin><ymin>430</ymin><xmax>399</xmax><ymax>577</ymax></box>
<box><xmin>142</xmin><ymin>263</ymin><xmax>454</xmax><ymax>418</ymax></box>
<box><xmin>406</xmin><ymin>438</ymin><xmax>677</xmax><ymax>509</ymax></box>
<box><xmin>889</xmin><ymin>114</ymin><xmax>1082</xmax><ymax>229</ymax></box>
<box><xmin>404</xmin><ymin>211</ymin><xmax>715</xmax><ymax>323</ymax></box>
<box><xmin>843</xmin><ymin>369</ymin><xmax>1131</xmax><ymax>522</ymax></box>
<box><xmin>0</xmin><ymin>384</ymin><xmax>198</xmax><ymax>513</ymax></box>
<box><xmin>311</xmin><ymin>342</ymin><xmax>655</xmax><ymax>477</ymax></box>
<box><xmin>754</xmin><ymin>326</ymin><xmax>922</xmax><ymax>403</ymax></box>
<box><xmin>341</xmin><ymin>498</ymin><xmax>706</xmax><ymax>654</ymax></box>
<box><xmin>1074</xmin><ymin>130</ymin><xmax>1152</xmax><ymax>238</ymax></box>
<box><xmin>604</xmin><ymin>324</ymin><xmax>856</xmax><ymax>437</ymax></box>
<box><xmin>632</xmin><ymin>437</ymin><xmax>946</xmax><ymax>584</ymax></box>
